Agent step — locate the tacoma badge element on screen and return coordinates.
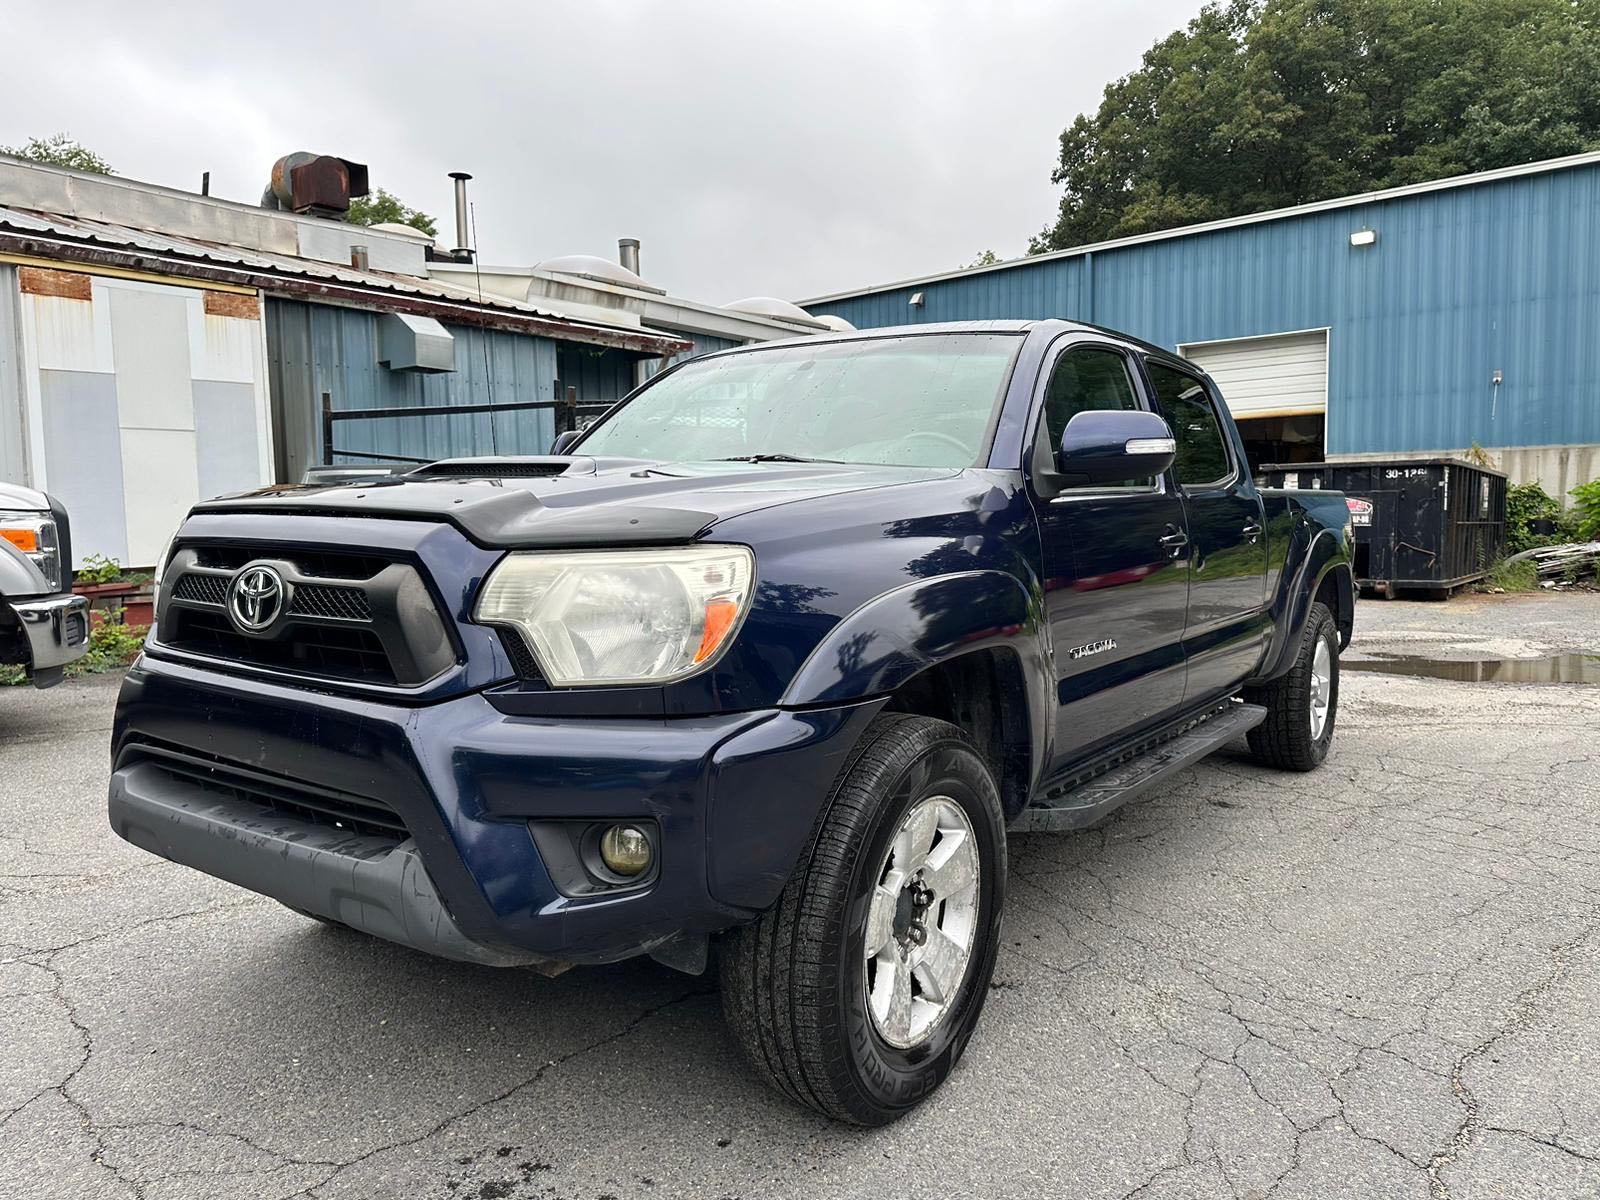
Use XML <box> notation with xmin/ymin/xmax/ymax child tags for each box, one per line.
<box><xmin>1068</xmin><ymin>637</ymin><xmax>1117</xmax><ymax>661</ymax></box>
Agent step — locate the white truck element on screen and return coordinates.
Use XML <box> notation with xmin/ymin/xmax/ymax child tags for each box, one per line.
<box><xmin>1</xmin><ymin>482</ymin><xmax>89</xmax><ymax>686</ymax></box>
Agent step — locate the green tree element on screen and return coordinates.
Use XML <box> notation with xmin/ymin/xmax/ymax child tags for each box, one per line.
<box><xmin>1032</xmin><ymin>0</ymin><xmax>1600</xmax><ymax>252</ymax></box>
<box><xmin>964</xmin><ymin>249</ymin><xmax>1001</xmax><ymax>268</ymax></box>
<box><xmin>1</xmin><ymin>132</ymin><xmax>113</xmax><ymax>174</ymax></box>
<box><xmin>346</xmin><ymin>188</ymin><xmax>438</xmax><ymax>237</ymax></box>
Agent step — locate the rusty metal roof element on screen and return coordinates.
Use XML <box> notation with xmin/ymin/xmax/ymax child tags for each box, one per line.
<box><xmin>0</xmin><ymin>204</ymin><xmax>691</xmax><ymax>356</ymax></box>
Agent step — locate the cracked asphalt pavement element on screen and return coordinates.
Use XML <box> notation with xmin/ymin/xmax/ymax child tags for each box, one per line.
<box><xmin>2</xmin><ymin>592</ymin><xmax>1597</xmax><ymax>1199</ymax></box>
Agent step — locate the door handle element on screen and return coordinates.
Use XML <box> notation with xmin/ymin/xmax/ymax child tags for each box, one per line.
<box><xmin>1158</xmin><ymin>526</ymin><xmax>1189</xmax><ymax>557</ymax></box>
<box><xmin>1242</xmin><ymin>522</ymin><xmax>1263</xmax><ymax>544</ymax></box>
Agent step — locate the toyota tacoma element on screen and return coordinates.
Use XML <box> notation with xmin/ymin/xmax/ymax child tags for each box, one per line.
<box><xmin>107</xmin><ymin>320</ymin><xmax>1354</xmax><ymax>1124</ymax></box>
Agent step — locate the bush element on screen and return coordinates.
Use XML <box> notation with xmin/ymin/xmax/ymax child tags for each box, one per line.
<box><xmin>1484</xmin><ymin>558</ymin><xmax>1539</xmax><ymax>592</ymax></box>
<box><xmin>75</xmin><ymin>615</ymin><xmax>148</xmax><ymax>674</ymax></box>
<box><xmin>1572</xmin><ymin>480</ymin><xmax>1600</xmax><ymax>542</ymax></box>
<box><xmin>1505</xmin><ymin>482</ymin><xmax>1563</xmax><ymax>554</ymax></box>
<box><xmin>75</xmin><ymin>553</ymin><xmax>125</xmax><ymax>584</ymax></box>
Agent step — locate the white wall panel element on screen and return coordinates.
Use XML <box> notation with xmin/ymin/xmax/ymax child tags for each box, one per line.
<box><xmin>27</xmin><ymin>292</ymin><xmax>112</xmax><ymax>373</ymax></box>
<box><xmin>191</xmin><ymin>305</ymin><xmax>260</xmax><ymax>383</ymax></box>
<box><xmin>0</xmin><ymin>265</ymin><xmax>26</xmax><ymax>485</ymax></box>
<box><xmin>40</xmin><ymin>370</ymin><xmax>127</xmax><ymax>565</ymax></box>
<box><xmin>9</xmin><ymin>271</ymin><xmax>274</xmax><ymax>565</ymax></box>
<box><xmin>119</xmin><ymin>427</ymin><xmax>197</xmax><ymax>564</ymax></box>
<box><xmin>109</xmin><ymin>287</ymin><xmax>195</xmax><ymax>430</ymax></box>
<box><xmin>193</xmin><ymin>381</ymin><xmax>261</xmax><ymax>501</ymax></box>
<box><xmin>1181</xmin><ymin>330</ymin><xmax>1329</xmax><ymax>419</ymax></box>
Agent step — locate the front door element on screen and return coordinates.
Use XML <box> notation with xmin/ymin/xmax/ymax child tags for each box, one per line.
<box><xmin>1143</xmin><ymin>358</ymin><xmax>1269</xmax><ymax>700</ymax></box>
<box><xmin>1031</xmin><ymin>343</ymin><xmax>1191</xmax><ymax>776</ymax></box>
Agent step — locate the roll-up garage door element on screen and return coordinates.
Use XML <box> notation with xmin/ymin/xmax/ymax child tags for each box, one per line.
<box><xmin>1180</xmin><ymin>330</ymin><xmax>1328</xmax><ymax>419</ymax></box>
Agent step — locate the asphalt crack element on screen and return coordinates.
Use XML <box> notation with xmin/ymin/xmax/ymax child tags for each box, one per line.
<box><xmin>1424</xmin><ymin>925</ymin><xmax>1597</xmax><ymax>1198</ymax></box>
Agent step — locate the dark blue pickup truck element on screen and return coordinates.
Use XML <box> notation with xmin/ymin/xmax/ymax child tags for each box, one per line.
<box><xmin>108</xmin><ymin>320</ymin><xmax>1353</xmax><ymax>1124</ymax></box>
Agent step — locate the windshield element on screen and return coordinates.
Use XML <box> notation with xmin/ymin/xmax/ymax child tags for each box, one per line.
<box><xmin>575</xmin><ymin>333</ymin><xmax>1021</xmax><ymax>468</ymax></box>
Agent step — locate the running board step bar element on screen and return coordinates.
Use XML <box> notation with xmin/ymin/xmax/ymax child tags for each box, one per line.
<box><xmin>1010</xmin><ymin>702</ymin><xmax>1266</xmax><ymax>833</ymax></box>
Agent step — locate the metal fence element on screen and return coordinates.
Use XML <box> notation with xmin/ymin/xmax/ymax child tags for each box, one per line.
<box><xmin>320</xmin><ymin>385</ymin><xmax>611</xmax><ymax>466</ymax></box>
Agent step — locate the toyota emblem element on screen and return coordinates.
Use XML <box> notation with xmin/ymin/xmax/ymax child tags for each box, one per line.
<box><xmin>228</xmin><ymin>564</ymin><xmax>286</xmax><ymax>633</ymax></box>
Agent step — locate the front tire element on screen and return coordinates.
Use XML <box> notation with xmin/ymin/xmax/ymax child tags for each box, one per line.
<box><xmin>719</xmin><ymin>713</ymin><xmax>1006</xmax><ymax>1125</ymax></box>
<box><xmin>1246</xmin><ymin>600</ymin><xmax>1339</xmax><ymax>771</ymax></box>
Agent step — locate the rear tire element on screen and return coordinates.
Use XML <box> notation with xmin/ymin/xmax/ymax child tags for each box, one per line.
<box><xmin>1246</xmin><ymin>600</ymin><xmax>1339</xmax><ymax>771</ymax></box>
<box><xmin>719</xmin><ymin>713</ymin><xmax>1006</xmax><ymax>1125</ymax></box>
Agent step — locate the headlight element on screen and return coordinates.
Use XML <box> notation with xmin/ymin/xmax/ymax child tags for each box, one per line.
<box><xmin>476</xmin><ymin>546</ymin><xmax>755</xmax><ymax>686</ymax></box>
<box><xmin>0</xmin><ymin>511</ymin><xmax>62</xmax><ymax>591</ymax></box>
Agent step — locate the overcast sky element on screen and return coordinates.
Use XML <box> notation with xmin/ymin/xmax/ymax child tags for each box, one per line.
<box><xmin>3</xmin><ymin>0</ymin><xmax>1199</xmax><ymax>304</ymax></box>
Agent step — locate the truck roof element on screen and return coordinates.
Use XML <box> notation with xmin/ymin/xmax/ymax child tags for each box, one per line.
<box><xmin>712</xmin><ymin>318</ymin><xmax>1178</xmax><ymax>363</ymax></box>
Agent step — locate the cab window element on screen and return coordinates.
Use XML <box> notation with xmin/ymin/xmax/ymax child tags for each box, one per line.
<box><xmin>1038</xmin><ymin>347</ymin><xmax>1154</xmax><ymax>490</ymax></box>
<box><xmin>1146</xmin><ymin>361</ymin><xmax>1232</xmax><ymax>487</ymax></box>
<box><xmin>1042</xmin><ymin>348</ymin><xmax>1142</xmax><ymax>448</ymax></box>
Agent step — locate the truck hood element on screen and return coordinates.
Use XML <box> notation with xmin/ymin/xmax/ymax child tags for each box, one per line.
<box><xmin>0</xmin><ymin>481</ymin><xmax>49</xmax><ymax>511</ymax></box>
<box><xmin>193</xmin><ymin>456</ymin><xmax>962</xmax><ymax>547</ymax></box>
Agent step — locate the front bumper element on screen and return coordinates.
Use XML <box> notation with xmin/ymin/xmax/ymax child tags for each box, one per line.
<box><xmin>109</xmin><ymin>654</ymin><xmax>880</xmax><ymax>967</ymax></box>
<box><xmin>8</xmin><ymin>592</ymin><xmax>90</xmax><ymax>680</ymax></box>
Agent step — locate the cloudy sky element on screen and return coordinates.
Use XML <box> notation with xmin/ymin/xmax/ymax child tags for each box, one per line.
<box><xmin>4</xmin><ymin>0</ymin><xmax>1199</xmax><ymax>304</ymax></box>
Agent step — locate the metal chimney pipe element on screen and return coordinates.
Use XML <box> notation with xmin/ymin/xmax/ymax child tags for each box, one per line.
<box><xmin>449</xmin><ymin>172</ymin><xmax>473</xmax><ymax>256</ymax></box>
<box><xmin>618</xmin><ymin>237</ymin><xmax>641</xmax><ymax>276</ymax></box>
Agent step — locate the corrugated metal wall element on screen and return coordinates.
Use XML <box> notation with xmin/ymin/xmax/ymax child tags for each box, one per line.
<box><xmin>807</xmin><ymin>164</ymin><xmax>1600</xmax><ymax>457</ymax></box>
<box><xmin>556</xmin><ymin>343</ymin><xmax>636</xmax><ymax>405</ymax></box>
<box><xmin>267</xmin><ymin>299</ymin><xmax>561</xmax><ymax>481</ymax></box>
<box><xmin>646</xmin><ymin>331</ymin><xmax>742</xmax><ymax>379</ymax></box>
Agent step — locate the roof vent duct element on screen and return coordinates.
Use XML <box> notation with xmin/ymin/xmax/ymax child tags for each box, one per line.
<box><xmin>618</xmin><ymin>237</ymin><xmax>641</xmax><ymax>276</ymax></box>
<box><xmin>260</xmin><ymin>152</ymin><xmax>369</xmax><ymax>218</ymax></box>
<box><xmin>450</xmin><ymin>172</ymin><xmax>473</xmax><ymax>260</ymax></box>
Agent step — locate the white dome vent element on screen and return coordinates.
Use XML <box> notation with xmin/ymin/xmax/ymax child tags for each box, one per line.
<box><xmin>535</xmin><ymin>254</ymin><xmax>663</xmax><ymax>294</ymax></box>
<box><xmin>368</xmin><ymin>221</ymin><xmax>434</xmax><ymax>242</ymax></box>
<box><xmin>813</xmin><ymin>314</ymin><xmax>857</xmax><ymax>332</ymax></box>
<box><xmin>726</xmin><ymin>296</ymin><xmax>818</xmax><ymax>322</ymax></box>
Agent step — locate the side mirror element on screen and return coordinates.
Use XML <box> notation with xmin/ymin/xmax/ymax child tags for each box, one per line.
<box><xmin>550</xmin><ymin>429</ymin><xmax>582</xmax><ymax>455</ymax></box>
<box><xmin>1055</xmin><ymin>409</ymin><xmax>1176</xmax><ymax>485</ymax></box>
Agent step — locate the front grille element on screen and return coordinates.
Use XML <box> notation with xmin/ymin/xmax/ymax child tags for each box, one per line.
<box><xmin>131</xmin><ymin>745</ymin><xmax>408</xmax><ymax>843</ymax></box>
<box><xmin>164</xmin><ymin>607</ymin><xmax>396</xmax><ymax>684</ymax></box>
<box><xmin>190</xmin><ymin>545</ymin><xmax>389</xmax><ymax>580</ymax></box>
<box><xmin>289</xmin><ymin>583</ymin><xmax>372</xmax><ymax>621</ymax></box>
<box><xmin>172</xmin><ymin>572</ymin><xmax>228</xmax><ymax>606</ymax></box>
<box><xmin>156</xmin><ymin>543</ymin><xmax>457</xmax><ymax>689</ymax></box>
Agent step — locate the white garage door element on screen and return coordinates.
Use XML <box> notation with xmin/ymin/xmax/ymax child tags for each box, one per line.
<box><xmin>1180</xmin><ymin>330</ymin><xmax>1328</xmax><ymax>419</ymax></box>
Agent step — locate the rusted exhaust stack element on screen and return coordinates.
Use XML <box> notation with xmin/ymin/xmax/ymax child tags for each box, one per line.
<box><xmin>618</xmin><ymin>238</ymin><xmax>641</xmax><ymax>276</ymax></box>
<box><xmin>261</xmin><ymin>152</ymin><xmax>369</xmax><ymax>217</ymax></box>
<box><xmin>450</xmin><ymin>172</ymin><xmax>473</xmax><ymax>258</ymax></box>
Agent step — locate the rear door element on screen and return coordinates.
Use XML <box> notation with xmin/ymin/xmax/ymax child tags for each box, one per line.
<box><xmin>1142</xmin><ymin>358</ymin><xmax>1269</xmax><ymax>700</ymax></box>
<box><xmin>1029</xmin><ymin>342</ymin><xmax>1191</xmax><ymax>773</ymax></box>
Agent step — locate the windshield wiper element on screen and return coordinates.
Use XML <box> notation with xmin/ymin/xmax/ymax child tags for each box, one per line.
<box><xmin>713</xmin><ymin>453</ymin><xmax>840</xmax><ymax>464</ymax></box>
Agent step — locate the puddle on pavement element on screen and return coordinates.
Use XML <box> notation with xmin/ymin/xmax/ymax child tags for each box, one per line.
<box><xmin>1344</xmin><ymin>652</ymin><xmax>1600</xmax><ymax>684</ymax></box>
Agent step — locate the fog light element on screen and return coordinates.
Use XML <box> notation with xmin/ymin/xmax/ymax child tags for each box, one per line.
<box><xmin>599</xmin><ymin>825</ymin><xmax>652</xmax><ymax>877</ymax></box>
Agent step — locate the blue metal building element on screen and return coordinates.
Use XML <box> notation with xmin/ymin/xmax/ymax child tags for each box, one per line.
<box><xmin>802</xmin><ymin>152</ymin><xmax>1600</xmax><ymax>495</ymax></box>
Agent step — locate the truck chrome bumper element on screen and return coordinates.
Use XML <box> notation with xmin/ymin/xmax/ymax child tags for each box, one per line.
<box><xmin>11</xmin><ymin>592</ymin><xmax>90</xmax><ymax>675</ymax></box>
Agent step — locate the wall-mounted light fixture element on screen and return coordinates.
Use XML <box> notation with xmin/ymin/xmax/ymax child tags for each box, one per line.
<box><xmin>1349</xmin><ymin>228</ymin><xmax>1378</xmax><ymax>247</ymax></box>
<box><xmin>909</xmin><ymin>291</ymin><xmax>925</xmax><ymax>307</ymax></box>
